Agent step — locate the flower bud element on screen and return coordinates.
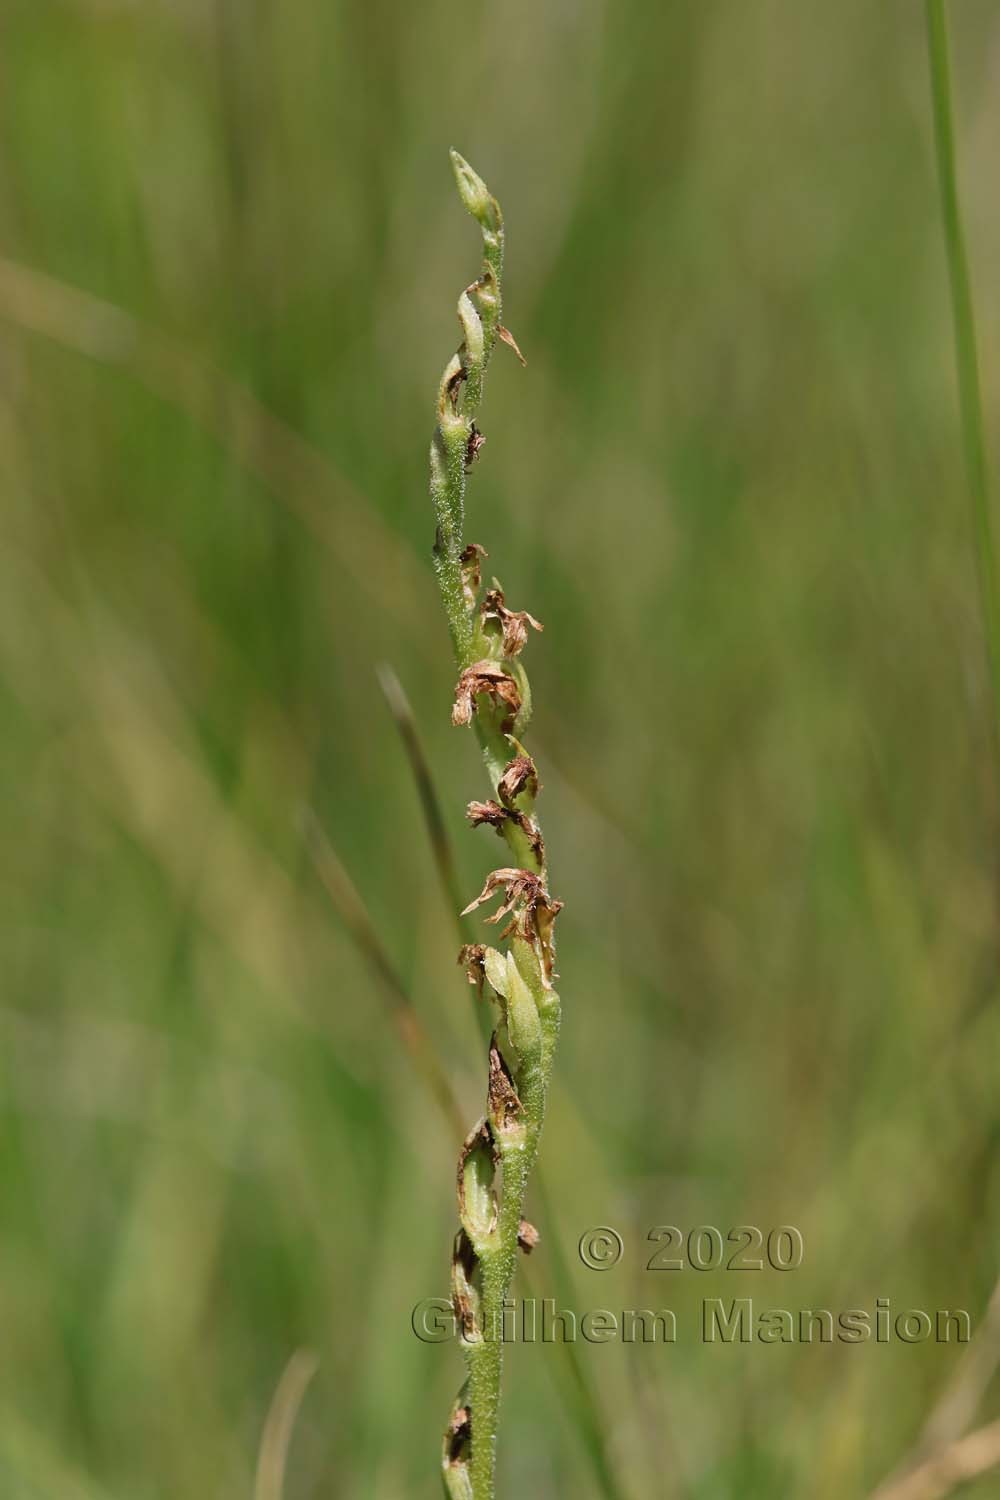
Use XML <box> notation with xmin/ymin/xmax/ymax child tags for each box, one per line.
<box><xmin>458</xmin><ymin>288</ymin><xmax>484</xmax><ymax>370</ymax></box>
<box><xmin>503</xmin><ymin>951</ymin><xmax>541</xmax><ymax>1066</ymax></box>
<box><xmin>457</xmin><ymin>1121</ymin><xmax>497</xmax><ymax>1246</ymax></box>
<box><xmin>450</xmin><ymin>150</ymin><xmax>501</xmax><ymax>234</ymax></box>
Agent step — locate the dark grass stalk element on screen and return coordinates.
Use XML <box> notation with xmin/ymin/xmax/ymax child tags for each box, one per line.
<box><xmin>302</xmin><ymin>809</ymin><xmax>467</xmax><ymax>1142</ymax></box>
<box><xmin>529</xmin><ymin>1170</ymin><xmax>627</xmax><ymax>1500</ymax></box>
<box><xmin>925</xmin><ymin>1</ymin><xmax>1000</xmax><ymax>742</ymax></box>
<box><xmin>868</xmin><ymin>17</ymin><xmax>1000</xmax><ymax>1496</ymax></box>
<box><xmin>376</xmin><ymin>664</ymin><xmax>478</xmax><ymax>959</ymax></box>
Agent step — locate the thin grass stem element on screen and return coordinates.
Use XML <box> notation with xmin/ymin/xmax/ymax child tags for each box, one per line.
<box><xmin>926</xmin><ymin>1</ymin><xmax>1000</xmax><ymax>742</ymax></box>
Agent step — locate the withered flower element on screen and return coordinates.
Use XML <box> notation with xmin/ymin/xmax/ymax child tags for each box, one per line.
<box><xmin>451</xmin><ymin>660</ymin><xmax>522</xmax><ymax>731</ymax></box>
<box><xmin>457</xmin><ymin>942</ymin><xmax>488</xmax><ymax>997</ymax></box>
<box><xmin>464</xmin><ymin>423</ymin><xmax>486</xmax><ymax>471</ymax></box>
<box><xmin>488</xmin><ymin>1036</ymin><xmax>522</xmax><ymax>1131</ymax></box>
<box><xmin>443</xmin><ymin>1400</ymin><xmax>471</xmax><ymax>1482</ymax></box>
<box><xmin>449</xmin><ymin>1406</ymin><xmax>471</xmax><ymax>1440</ymax></box>
<box><xmin>519</xmin><ymin>818</ymin><xmax>545</xmax><ymax>866</ymax></box>
<box><xmin>461</xmin><ymin>867</ymin><xmax>562</xmax><ymax>967</ymax></box>
<box><xmin>462</xmin><ymin>866</ymin><xmax>538</xmax><ymax>924</ymax></box>
<box><xmin>480</xmin><ymin>587</ymin><xmax>543</xmax><ymax>659</ymax></box>
<box><xmin>467</xmin><ymin>799</ymin><xmax>544</xmax><ymax>866</ymax></box>
<box><xmin>534</xmin><ymin>896</ymin><xmax>562</xmax><ymax>985</ymax></box>
<box><xmin>517</xmin><ymin>1219</ymin><xmax>540</xmax><ymax>1254</ymax></box>
<box><xmin>466</xmin><ymin>799</ymin><xmax>507</xmax><ymax>830</ymax></box>
<box><xmin>447</xmin><ymin>1405</ymin><xmax>471</xmax><ymax>1454</ymax></box>
<box><xmin>498</xmin><ymin>324</ymin><xmax>527</xmax><ymax>366</ymax></box>
<box><xmin>459</xmin><ymin>542</ymin><xmax>489</xmax><ymax>609</ymax></box>
<box><xmin>451</xmin><ymin>1229</ymin><xmax>480</xmax><ymax>1340</ymax></box>
<box><xmin>497</xmin><ymin>753</ymin><xmax>539</xmax><ymax>808</ymax></box>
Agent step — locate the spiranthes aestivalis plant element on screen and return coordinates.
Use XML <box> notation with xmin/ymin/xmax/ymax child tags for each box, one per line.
<box><xmin>431</xmin><ymin>152</ymin><xmax>561</xmax><ymax>1500</ymax></box>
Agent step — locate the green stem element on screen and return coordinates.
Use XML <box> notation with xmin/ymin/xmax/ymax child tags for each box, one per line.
<box><xmin>464</xmin><ymin>1021</ymin><xmax>554</xmax><ymax>1499</ymax></box>
<box><xmin>430</xmin><ymin>151</ymin><xmax>505</xmax><ymax>671</ymax></box>
<box><xmin>379</xmin><ymin>670</ymin><xmax>625</xmax><ymax>1500</ymax></box>
<box><xmin>430</xmin><ymin>418</ymin><xmax>476</xmax><ymax>665</ymax></box>
<box><xmin>432</xmin><ymin>154</ymin><xmax>563</xmax><ymax>1500</ymax></box>
<box><xmin>926</xmin><ymin>1</ymin><xmax>1000</xmax><ymax>740</ymax></box>
<box><xmin>466</xmin><ymin>1150</ymin><xmax>527</xmax><ymax>1497</ymax></box>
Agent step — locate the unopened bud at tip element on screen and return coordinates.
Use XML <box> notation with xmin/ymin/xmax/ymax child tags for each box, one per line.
<box><xmin>449</xmin><ymin>150</ymin><xmax>501</xmax><ymax>232</ymax></box>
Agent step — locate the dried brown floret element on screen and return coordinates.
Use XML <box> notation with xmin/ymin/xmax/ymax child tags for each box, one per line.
<box><xmin>464</xmin><ymin>423</ymin><xmax>486</xmax><ymax>471</ymax></box>
<box><xmin>459</xmin><ymin>542</ymin><xmax>489</xmax><ymax>608</ymax></box>
<box><xmin>466</xmin><ymin>799</ymin><xmax>508</xmax><ymax>829</ymax></box>
<box><xmin>438</xmin><ymin>352</ymin><xmax>465</xmax><ymax>417</ymax></box>
<box><xmin>519</xmin><ymin>818</ymin><xmax>545</xmax><ymax>866</ymax></box>
<box><xmin>443</xmin><ymin>1403</ymin><xmax>470</xmax><ymax>1486</ymax></box>
<box><xmin>457</xmin><ymin>943</ymin><xmax>487</xmax><ymax>998</ymax></box>
<box><xmin>467</xmin><ymin>799</ymin><xmax>545</xmax><ymax>866</ymax></box>
<box><xmin>517</xmin><ymin>1219</ymin><xmax>540</xmax><ymax>1254</ymax></box>
<box><xmin>498</xmin><ymin>325</ymin><xmax>527</xmax><ymax>366</ymax></box>
<box><xmin>447</xmin><ymin>1405</ymin><xmax>471</xmax><ymax>1449</ymax></box>
<box><xmin>461</xmin><ymin>867</ymin><xmax>562</xmax><ymax>971</ymax></box>
<box><xmin>451</xmin><ymin>660</ymin><xmax>522</xmax><ymax>731</ymax></box>
<box><xmin>462</xmin><ymin>867</ymin><xmax>537</xmax><ymax>924</ymax></box>
<box><xmin>488</xmin><ymin>1036</ymin><xmax>522</xmax><ymax>1130</ymax></box>
<box><xmin>480</xmin><ymin>587</ymin><xmax>543</xmax><ymax>659</ymax></box>
<box><xmin>451</xmin><ymin>1230</ymin><xmax>480</xmax><ymax>1339</ymax></box>
<box><xmin>497</xmin><ymin>753</ymin><xmax>539</xmax><ymax>808</ymax></box>
<box><xmin>534</xmin><ymin>895</ymin><xmax>563</xmax><ymax>986</ymax></box>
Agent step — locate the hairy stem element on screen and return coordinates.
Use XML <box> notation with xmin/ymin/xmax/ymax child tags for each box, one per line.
<box><xmin>432</xmin><ymin>153</ymin><xmax>562</xmax><ymax>1500</ymax></box>
<box><xmin>378</xmin><ymin>667</ymin><xmax>624</xmax><ymax>1500</ymax></box>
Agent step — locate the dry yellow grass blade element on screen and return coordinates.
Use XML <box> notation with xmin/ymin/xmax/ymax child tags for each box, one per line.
<box><xmin>254</xmin><ymin>1350</ymin><xmax>319</xmax><ymax>1500</ymax></box>
<box><xmin>872</xmin><ymin>1418</ymin><xmax>1000</xmax><ymax>1500</ymax></box>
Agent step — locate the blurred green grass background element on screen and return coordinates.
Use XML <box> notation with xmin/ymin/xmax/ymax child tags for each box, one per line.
<box><xmin>2</xmin><ymin>1</ymin><xmax>1000</xmax><ymax>1496</ymax></box>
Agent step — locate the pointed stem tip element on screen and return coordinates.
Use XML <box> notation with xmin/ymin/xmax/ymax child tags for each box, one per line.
<box><xmin>449</xmin><ymin>149</ymin><xmax>501</xmax><ymax>233</ymax></box>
